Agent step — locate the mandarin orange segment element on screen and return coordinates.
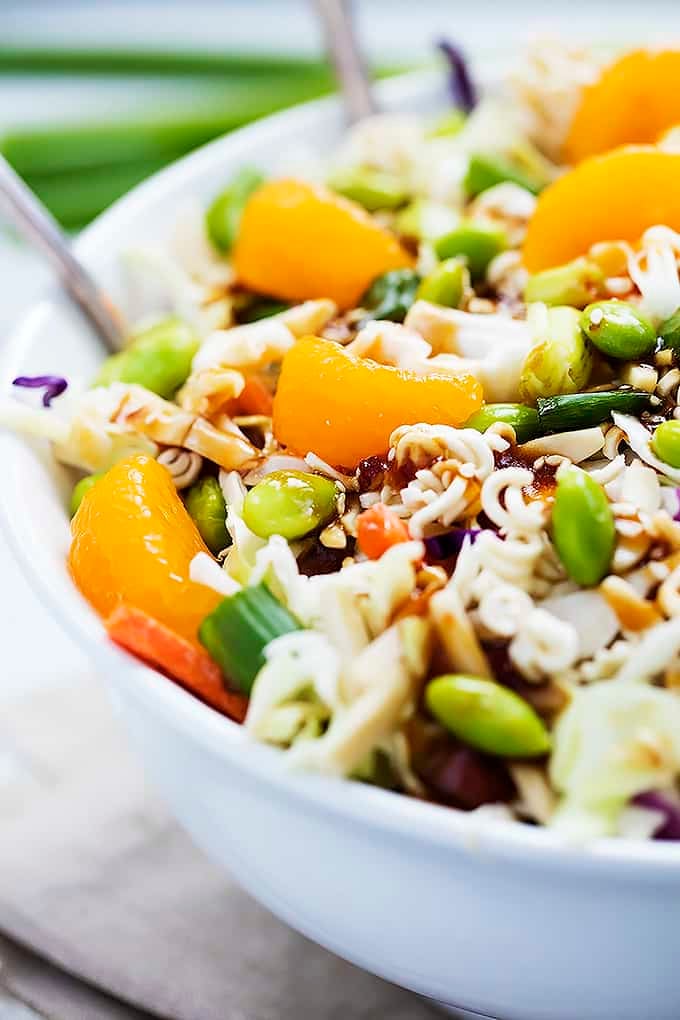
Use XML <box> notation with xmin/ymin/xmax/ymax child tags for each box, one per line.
<box><xmin>69</xmin><ymin>454</ymin><xmax>220</xmax><ymax>642</ymax></box>
<box><xmin>272</xmin><ymin>336</ymin><xmax>482</xmax><ymax>468</ymax></box>
<box><xmin>232</xmin><ymin>178</ymin><xmax>414</xmax><ymax>310</ymax></box>
<box><xmin>565</xmin><ymin>50</ymin><xmax>680</xmax><ymax>164</ymax></box>
<box><xmin>522</xmin><ymin>147</ymin><xmax>680</xmax><ymax>272</ymax></box>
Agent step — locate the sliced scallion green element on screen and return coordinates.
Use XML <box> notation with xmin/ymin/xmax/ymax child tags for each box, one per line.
<box><xmin>199</xmin><ymin>583</ymin><xmax>301</xmax><ymax>694</ymax></box>
<box><xmin>536</xmin><ymin>389</ymin><xmax>651</xmax><ymax>433</ymax></box>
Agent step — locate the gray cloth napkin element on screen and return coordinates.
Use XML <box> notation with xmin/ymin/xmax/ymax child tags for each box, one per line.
<box><xmin>0</xmin><ymin>933</ymin><xmax>153</xmax><ymax>1019</ymax></box>
<box><xmin>0</xmin><ymin>677</ymin><xmax>437</xmax><ymax>1020</ymax></box>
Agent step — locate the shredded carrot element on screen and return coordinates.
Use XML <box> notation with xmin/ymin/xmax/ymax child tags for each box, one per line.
<box><xmin>356</xmin><ymin>503</ymin><xmax>410</xmax><ymax>560</ymax></box>
<box><xmin>236</xmin><ymin>374</ymin><xmax>274</xmax><ymax>416</ymax></box>
<box><xmin>106</xmin><ymin>604</ymin><xmax>248</xmax><ymax>722</ymax></box>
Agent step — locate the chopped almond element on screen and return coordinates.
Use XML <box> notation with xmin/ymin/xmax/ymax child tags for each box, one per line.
<box><xmin>600</xmin><ymin>575</ymin><xmax>662</xmax><ymax>631</ymax></box>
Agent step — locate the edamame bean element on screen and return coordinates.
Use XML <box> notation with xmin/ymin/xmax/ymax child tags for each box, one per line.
<box><xmin>206</xmin><ymin>166</ymin><xmax>265</xmax><ymax>253</ymax></box>
<box><xmin>651</xmin><ymin>420</ymin><xmax>680</xmax><ymax>469</ymax></box>
<box><xmin>243</xmin><ymin>470</ymin><xmax>339</xmax><ymax>540</ymax></box>
<box><xmin>524</xmin><ymin>257</ymin><xmax>604</xmax><ymax>308</ymax></box>
<box><xmin>328</xmin><ymin>167</ymin><xmax>408</xmax><ymax>211</ymax></box>
<box><xmin>94</xmin><ymin>316</ymin><xmax>198</xmax><ymax>398</ymax></box>
<box><xmin>184</xmin><ymin>476</ymin><xmax>230</xmax><ymax>555</ymax></box>
<box><xmin>552</xmin><ymin>467</ymin><xmax>615</xmax><ymax>586</ymax></box>
<box><xmin>433</xmin><ymin>220</ymin><xmax>507</xmax><ymax>280</ymax></box>
<box><xmin>417</xmin><ymin>258</ymin><xmax>468</xmax><ymax>309</ymax></box>
<box><xmin>70</xmin><ymin>473</ymin><xmax>103</xmax><ymax>517</ymax></box>
<box><xmin>464</xmin><ymin>153</ymin><xmax>543</xmax><ymax>198</ymax></box>
<box><xmin>659</xmin><ymin>308</ymin><xmax>680</xmax><ymax>354</ymax></box>
<box><xmin>361</xmin><ymin>268</ymin><xmax>421</xmax><ymax>323</ymax></box>
<box><xmin>466</xmin><ymin>403</ymin><xmax>540</xmax><ymax>443</ymax></box>
<box><xmin>519</xmin><ymin>305</ymin><xmax>593</xmax><ymax>403</ymax></box>
<box><xmin>580</xmin><ymin>300</ymin><xmax>656</xmax><ymax>360</ymax></box>
<box><xmin>425</xmin><ymin>674</ymin><xmax>550</xmax><ymax>758</ymax></box>
<box><xmin>395</xmin><ymin>199</ymin><xmax>459</xmax><ymax>241</ymax></box>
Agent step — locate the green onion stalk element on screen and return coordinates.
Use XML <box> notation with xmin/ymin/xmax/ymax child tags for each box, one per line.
<box><xmin>0</xmin><ymin>51</ymin><xmax>411</xmax><ymax>227</ymax></box>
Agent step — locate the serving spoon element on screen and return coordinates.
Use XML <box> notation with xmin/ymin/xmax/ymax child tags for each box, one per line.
<box><xmin>0</xmin><ymin>152</ymin><xmax>124</xmax><ymax>352</ymax></box>
<box><xmin>312</xmin><ymin>0</ymin><xmax>377</xmax><ymax>123</ymax></box>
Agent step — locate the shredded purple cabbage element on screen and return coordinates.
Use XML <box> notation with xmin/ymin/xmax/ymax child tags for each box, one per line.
<box><xmin>438</xmin><ymin>40</ymin><xmax>477</xmax><ymax>113</ymax></box>
<box><xmin>673</xmin><ymin>488</ymin><xmax>680</xmax><ymax>522</ymax></box>
<box><xmin>424</xmin><ymin>527</ymin><xmax>481</xmax><ymax>561</ymax></box>
<box><xmin>13</xmin><ymin>375</ymin><xmax>68</xmax><ymax>407</ymax></box>
<box><xmin>633</xmin><ymin>791</ymin><xmax>680</xmax><ymax>841</ymax></box>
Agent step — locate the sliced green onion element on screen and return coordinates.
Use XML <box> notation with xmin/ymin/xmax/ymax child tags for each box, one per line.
<box><xmin>537</xmin><ymin>389</ymin><xmax>651</xmax><ymax>433</ymax></box>
<box><xmin>199</xmin><ymin>583</ymin><xmax>301</xmax><ymax>694</ymax></box>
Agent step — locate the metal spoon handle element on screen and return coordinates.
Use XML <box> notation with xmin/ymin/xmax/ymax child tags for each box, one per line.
<box><xmin>0</xmin><ymin>154</ymin><xmax>124</xmax><ymax>352</ymax></box>
<box><xmin>312</xmin><ymin>0</ymin><xmax>377</xmax><ymax>123</ymax></box>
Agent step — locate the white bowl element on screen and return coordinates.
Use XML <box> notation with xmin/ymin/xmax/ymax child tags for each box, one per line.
<box><xmin>2</xmin><ymin>71</ymin><xmax>680</xmax><ymax>1020</ymax></box>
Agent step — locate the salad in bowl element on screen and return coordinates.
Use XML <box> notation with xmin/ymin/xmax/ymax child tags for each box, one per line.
<box><xmin>6</xmin><ymin>40</ymin><xmax>680</xmax><ymax>848</ymax></box>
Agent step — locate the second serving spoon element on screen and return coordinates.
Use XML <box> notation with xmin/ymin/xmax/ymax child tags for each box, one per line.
<box><xmin>0</xmin><ymin>152</ymin><xmax>124</xmax><ymax>352</ymax></box>
<box><xmin>312</xmin><ymin>0</ymin><xmax>377</xmax><ymax>123</ymax></box>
